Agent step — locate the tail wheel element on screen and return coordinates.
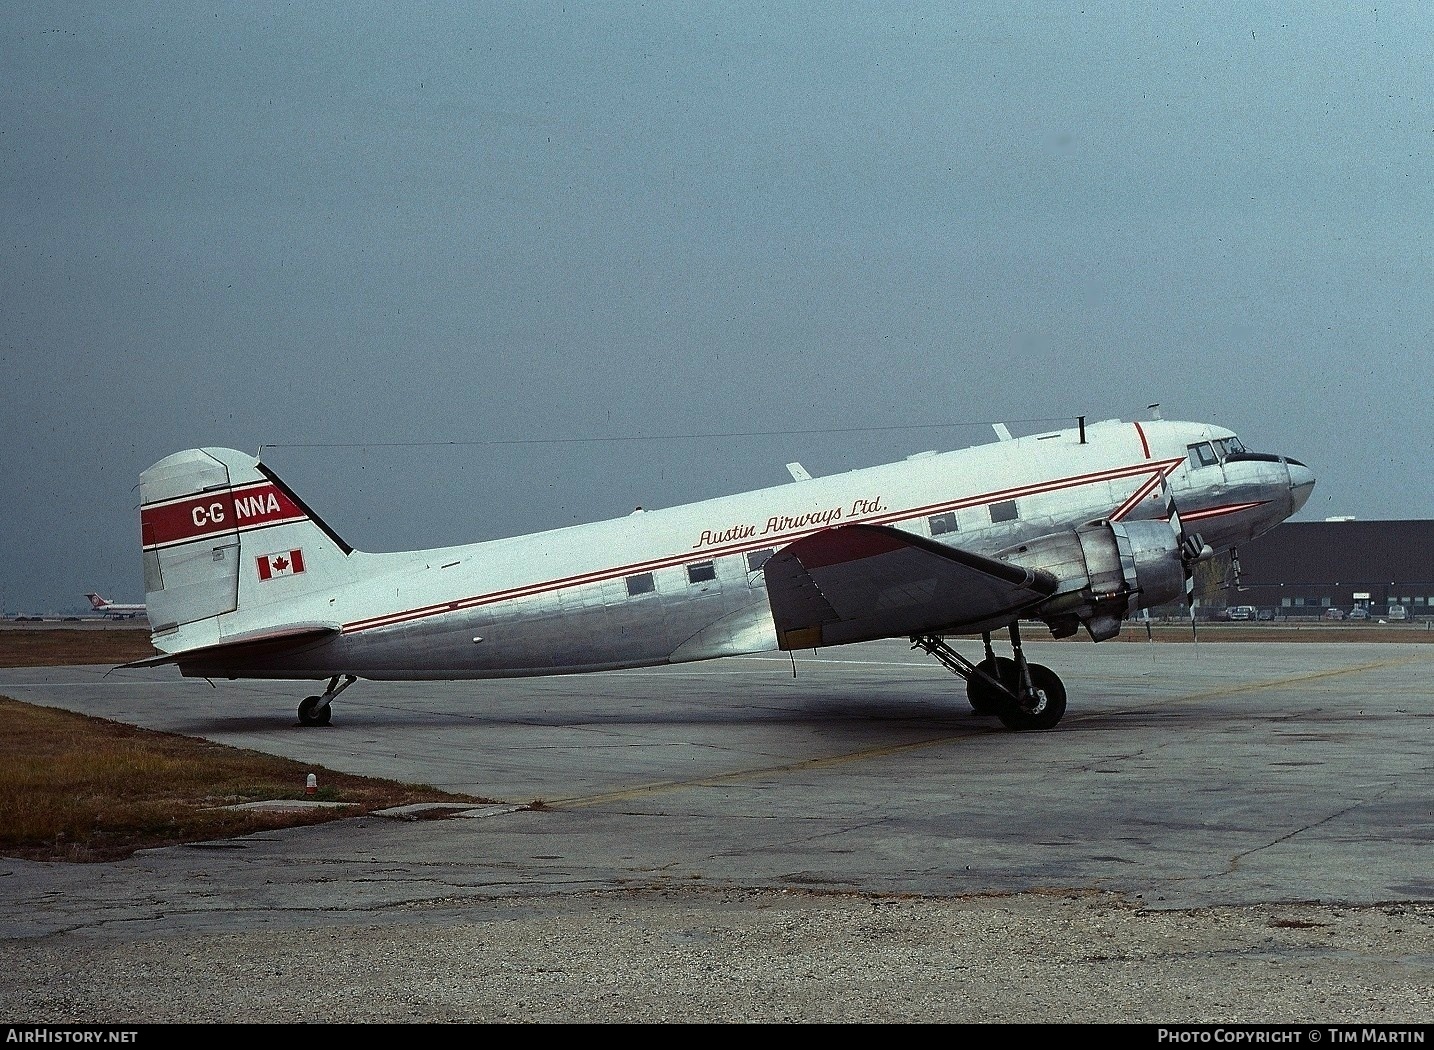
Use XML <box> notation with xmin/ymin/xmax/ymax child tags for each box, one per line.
<box><xmin>995</xmin><ymin>663</ymin><xmax>1067</xmax><ymax>731</ymax></box>
<box><xmin>968</xmin><ymin>656</ymin><xmax>1018</xmax><ymax>714</ymax></box>
<box><xmin>298</xmin><ymin>695</ymin><xmax>332</xmax><ymax>727</ymax></box>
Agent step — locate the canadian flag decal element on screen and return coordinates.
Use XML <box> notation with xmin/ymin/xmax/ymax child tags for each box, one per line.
<box><xmin>256</xmin><ymin>548</ymin><xmax>306</xmax><ymax>581</ymax></box>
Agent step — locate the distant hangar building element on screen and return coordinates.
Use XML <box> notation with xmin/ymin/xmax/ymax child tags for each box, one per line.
<box><xmin>1220</xmin><ymin>519</ymin><xmax>1434</xmax><ymax>620</ymax></box>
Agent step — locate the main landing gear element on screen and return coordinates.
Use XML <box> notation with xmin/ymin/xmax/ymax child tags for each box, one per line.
<box><xmin>910</xmin><ymin>622</ymin><xmax>1067</xmax><ymax>731</ymax></box>
<box><xmin>297</xmin><ymin>673</ymin><xmax>357</xmax><ymax>727</ymax></box>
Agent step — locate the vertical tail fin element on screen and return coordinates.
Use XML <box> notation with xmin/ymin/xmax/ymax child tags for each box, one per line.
<box><xmin>86</xmin><ymin>593</ymin><xmax>107</xmax><ymax>610</ymax></box>
<box><xmin>139</xmin><ymin>448</ymin><xmax>353</xmax><ymax>638</ymax></box>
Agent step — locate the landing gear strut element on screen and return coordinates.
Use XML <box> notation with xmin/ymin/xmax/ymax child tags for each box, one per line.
<box><xmin>297</xmin><ymin>674</ymin><xmax>356</xmax><ymax>727</ymax></box>
<box><xmin>911</xmin><ymin>623</ymin><xmax>1067</xmax><ymax>731</ymax></box>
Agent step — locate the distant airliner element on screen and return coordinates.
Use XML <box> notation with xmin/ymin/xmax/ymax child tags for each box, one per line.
<box><xmin>85</xmin><ymin>593</ymin><xmax>146</xmax><ymax>620</ymax></box>
<box><xmin>120</xmin><ymin>414</ymin><xmax>1314</xmax><ymax>730</ymax></box>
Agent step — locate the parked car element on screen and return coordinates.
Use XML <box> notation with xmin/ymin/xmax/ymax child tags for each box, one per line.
<box><xmin>1225</xmin><ymin>605</ymin><xmax>1257</xmax><ymax>621</ymax></box>
<box><xmin>1323</xmin><ymin>608</ymin><xmax>1346</xmax><ymax>620</ymax></box>
<box><xmin>1257</xmin><ymin>608</ymin><xmax>1275</xmax><ymax>621</ymax></box>
<box><xmin>1348</xmin><ymin>607</ymin><xmax>1370</xmax><ymax>621</ymax></box>
<box><xmin>1387</xmin><ymin>604</ymin><xmax>1409</xmax><ymax>622</ymax></box>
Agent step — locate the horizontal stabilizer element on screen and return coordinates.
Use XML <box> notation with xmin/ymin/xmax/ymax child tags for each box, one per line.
<box><xmin>765</xmin><ymin>523</ymin><xmax>1057</xmax><ymax>649</ymax></box>
<box><xmin>119</xmin><ymin>622</ymin><xmax>342</xmax><ymax>670</ymax></box>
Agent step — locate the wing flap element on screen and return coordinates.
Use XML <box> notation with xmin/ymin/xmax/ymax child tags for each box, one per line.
<box><xmin>118</xmin><ymin>622</ymin><xmax>342</xmax><ymax>670</ymax></box>
<box><xmin>764</xmin><ymin>524</ymin><xmax>1056</xmax><ymax>649</ymax></box>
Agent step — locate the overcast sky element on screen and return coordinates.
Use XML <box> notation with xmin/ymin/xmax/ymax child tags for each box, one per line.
<box><xmin>3</xmin><ymin>2</ymin><xmax>1431</xmax><ymax>614</ymax></box>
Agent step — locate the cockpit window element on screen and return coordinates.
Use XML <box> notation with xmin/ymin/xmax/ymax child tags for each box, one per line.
<box><xmin>1213</xmin><ymin>437</ymin><xmax>1246</xmax><ymax>459</ymax></box>
<box><xmin>1187</xmin><ymin>442</ymin><xmax>1219</xmax><ymax>468</ymax></box>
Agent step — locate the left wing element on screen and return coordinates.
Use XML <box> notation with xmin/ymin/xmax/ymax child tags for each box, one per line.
<box><xmin>764</xmin><ymin>523</ymin><xmax>1057</xmax><ymax>650</ymax></box>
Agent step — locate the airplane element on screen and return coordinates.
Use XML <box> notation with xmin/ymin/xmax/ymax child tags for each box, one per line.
<box><xmin>85</xmin><ymin>593</ymin><xmax>147</xmax><ymax>620</ymax></box>
<box><xmin>119</xmin><ymin>414</ymin><xmax>1315</xmax><ymax>730</ymax></box>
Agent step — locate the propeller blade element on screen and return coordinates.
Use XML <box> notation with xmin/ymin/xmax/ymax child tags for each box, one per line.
<box><xmin>1161</xmin><ymin>471</ymin><xmax>1200</xmax><ymax>641</ymax></box>
<box><xmin>1183</xmin><ymin>532</ymin><xmax>1207</xmax><ymax>563</ymax></box>
<box><xmin>1186</xmin><ymin>570</ymin><xmax>1198</xmax><ymax>640</ymax></box>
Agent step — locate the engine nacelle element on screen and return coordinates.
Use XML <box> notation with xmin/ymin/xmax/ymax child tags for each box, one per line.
<box><xmin>993</xmin><ymin>519</ymin><xmax>1186</xmax><ymax>642</ymax></box>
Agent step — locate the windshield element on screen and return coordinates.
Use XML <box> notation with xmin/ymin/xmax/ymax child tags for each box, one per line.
<box><xmin>1188</xmin><ymin>436</ymin><xmax>1248</xmax><ymax>468</ymax></box>
<box><xmin>1187</xmin><ymin>442</ymin><xmax>1219</xmax><ymax>468</ymax></box>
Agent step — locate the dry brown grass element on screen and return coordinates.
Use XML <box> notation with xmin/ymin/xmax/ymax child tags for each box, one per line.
<box><xmin>0</xmin><ymin>628</ymin><xmax>492</xmax><ymax>863</ymax></box>
<box><xmin>0</xmin><ymin>626</ymin><xmax>158</xmax><ymax>667</ymax></box>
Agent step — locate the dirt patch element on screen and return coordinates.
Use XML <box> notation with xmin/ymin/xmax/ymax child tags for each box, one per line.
<box><xmin>0</xmin><ymin>627</ymin><xmax>158</xmax><ymax>668</ymax></box>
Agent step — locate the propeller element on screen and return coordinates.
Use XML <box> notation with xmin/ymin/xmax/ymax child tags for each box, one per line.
<box><xmin>1229</xmin><ymin>545</ymin><xmax>1245</xmax><ymax>592</ymax></box>
<box><xmin>1161</xmin><ymin>473</ymin><xmax>1211</xmax><ymax>639</ymax></box>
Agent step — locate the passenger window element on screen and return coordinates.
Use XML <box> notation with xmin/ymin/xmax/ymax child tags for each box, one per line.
<box><xmin>626</xmin><ymin>572</ymin><xmax>655</xmax><ymax>596</ymax></box>
<box><xmin>1187</xmin><ymin>442</ymin><xmax>1219</xmax><ymax>468</ymax></box>
<box><xmin>746</xmin><ymin>548</ymin><xmax>774</xmax><ymax>572</ymax></box>
<box><xmin>687</xmin><ymin>561</ymin><xmax>717</xmax><ymax>584</ymax></box>
<box><xmin>989</xmin><ymin>500</ymin><xmax>1019</xmax><ymax>524</ymax></box>
<box><xmin>928</xmin><ymin>511</ymin><xmax>958</xmax><ymax>536</ymax></box>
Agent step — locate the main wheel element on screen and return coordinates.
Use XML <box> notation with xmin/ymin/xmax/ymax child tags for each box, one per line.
<box><xmin>297</xmin><ymin>695</ymin><xmax>332</xmax><ymax>727</ymax></box>
<box><xmin>995</xmin><ymin>663</ymin><xmax>1067</xmax><ymax>731</ymax></box>
<box><xmin>968</xmin><ymin>656</ymin><xmax>1018</xmax><ymax>714</ymax></box>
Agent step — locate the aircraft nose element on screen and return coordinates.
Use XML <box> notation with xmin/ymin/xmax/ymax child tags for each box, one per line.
<box><xmin>1287</xmin><ymin>459</ymin><xmax>1316</xmax><ymax>514</ymax></box>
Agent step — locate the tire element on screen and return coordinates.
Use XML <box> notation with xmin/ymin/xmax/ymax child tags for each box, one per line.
<box><xmin>995</xmin><ymin>663</ymin><xmax>1067</xmax><ymax>731</ymax></box>
<box><xmin>968</xmin><ymin>656</ymin><xmax>1018</xmax><ymax>714</ymax></box>
<box><xmin>298</xmin><ymin>695</ymin><xmax>331</xmax><ymax>727</ymax></box>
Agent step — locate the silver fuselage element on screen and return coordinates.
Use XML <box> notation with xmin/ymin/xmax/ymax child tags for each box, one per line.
<box><xmin>170</xmin><ymin>417</ymin><xmax>1309</xmax><ymax>681</ymax></box>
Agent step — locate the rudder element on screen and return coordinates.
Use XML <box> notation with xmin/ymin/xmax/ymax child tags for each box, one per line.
<box><xmin>139</xmin><ymin>448</ymin><xmax>352</xmax><ymax>635</ymax></box>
